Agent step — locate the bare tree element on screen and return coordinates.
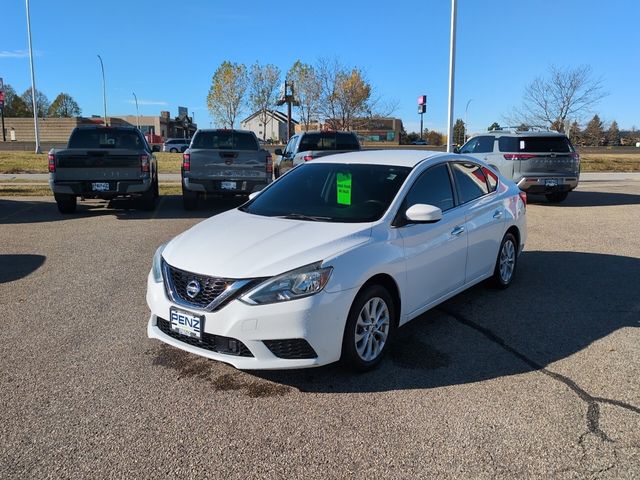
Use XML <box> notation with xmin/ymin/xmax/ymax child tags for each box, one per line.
<box><xmin>248</xmin><ymin>62</ymin><xmax>281</xmax><ymax>140</ymax></box>
<box><xmin>21</xmin><ymin>88</ymin><xmax>50</xmax><ymax>118</ymax></box>
<box><xmin>512</xmin><ymin>65</ymin><xmax>607</xmax><ymax>132</ymax></box>
<box><xmin>206</xmin><ymin>61</ymin><xmax>248</xmax><ymax>128</ymax></box>
<box><xmin>288</xmin><ymin>60</ymin><xmax>322</xmax><ymax>131</ymax></box>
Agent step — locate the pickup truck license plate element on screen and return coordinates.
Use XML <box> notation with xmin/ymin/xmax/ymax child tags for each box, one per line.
<box><xmin>545</xmin><ymin>178</ymin><xmax>559</xmax><ymax>187</ymax></box>
<box><xmin>169</xmin><ymin>308</ymin><xmax>203</xmax><ymax>340</ymax></box>
<box><xmin>92</xmin><ymin>182</ymin><xmax>110</xmax><ymax>191</ymax></box>
<box><xmin>221</xmin><ymin>181</ymin><xmax>236</xmax><ymax>190</ymax></box>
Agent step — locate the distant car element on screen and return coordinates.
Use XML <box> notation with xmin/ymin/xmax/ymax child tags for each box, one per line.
<box><xmin>163</xmin><ymin>138</ymin><xmax>191</xmax><ymax>153</ymax></box>
<box><xmin>146</xmin><ymin>150</ymin><xmax>527</xmax><ymax>371</ymax></box>
<box><xmin>457</xmin><ymin>129</ymin><xmax>580</xmax><ymax>203</ymax></box>
<box><xmin>273</xmin><ymin>131</ymin><xmax>361</xmax><ymax>178</ymax></box>
<box><xmin>411</xmin><ymin>139</ymin><xmax>428</xmax><ymax>145</ymax></box>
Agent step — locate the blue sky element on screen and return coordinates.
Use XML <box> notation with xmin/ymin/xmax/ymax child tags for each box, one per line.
<box><xmin>2</xmin><ymin>0</ymin><xmax>638</xmax><ymax>135</ymax></box>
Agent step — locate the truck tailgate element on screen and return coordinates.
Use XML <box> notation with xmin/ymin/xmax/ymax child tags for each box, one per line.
<box><xmin>188</xmin><ymin>149</ymin><xmax>268</xmax><ymax>180</ymax></box>
<box><xmin>53</xmin><ymin>149</ymin><xmax>144</xmax><ymax>181</ymax></box>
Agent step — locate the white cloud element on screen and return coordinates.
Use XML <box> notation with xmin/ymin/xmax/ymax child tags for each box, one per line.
<box><xmin>0</xmin><ymin>50</ymin><xmax>30</xmax><ymax>58</ymax></box>
<box><xmin>126</xmin><ymin>99</ymin><xmax>168</xmax><ymax>106</ymax></box>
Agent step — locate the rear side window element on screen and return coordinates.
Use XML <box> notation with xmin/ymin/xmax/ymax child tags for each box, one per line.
<box><xmin>483</xmin><ymin>167</ymin><xmax>498</xmax><ymax>192</ymax></box>
<box><xmin>404</xmin><ymin>164</ymin><xmax>455</xmax><ymax>212</ymax></box>
<box><xmin>460</xmin><ymin>136</ymin><xmax>494</xmax><ymax>154</ymax></box>
<box><xmin>498</xmin><ymin>136</ymin><xmax>518</xmax><ymax>152</ymax></box>
<box><xmin>68</xmin><ymin>129</ymin><xmax>143</xmax><ymax>149</ymax></box>
<box><xmin>191</xmin><ymin>131</ymin><xmax>258</xmax><ymax>150</ymax></box>
<box><xmin>451</xmin><ymin>162</ymin><xmax>489</xmax><ymax>203</ymax></box>
<box><xmin>518</xmin><ymin>136</ymin><xmax>572</xmax><ymax>153</ymax></box>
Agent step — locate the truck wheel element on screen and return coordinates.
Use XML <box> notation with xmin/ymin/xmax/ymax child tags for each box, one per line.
<box><xmin>170</xmin><ymin>148</ymin><xmax>178</xmax><ymax>153</ymax></box>
<box><xmin>182</xmin><ymin>185</ymin><xmax>198</xmax><ymax>210</ymax></box>
<box><xmin>54</xmin><ymin>194</ymin><xmax>77</xmax><ymax>214</ymax></box>
<box><xmin>546</xmin><ymin>192</ymin><xmax>569</xmax><ymax>203</ymax></box>
<box><xmin>138</xmin><ymin>181</ymin><xmax>157</xmax><ymax>211</ymax></box>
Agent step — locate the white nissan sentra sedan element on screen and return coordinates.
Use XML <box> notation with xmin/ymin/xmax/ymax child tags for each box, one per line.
<box><xmin>147</xmin><ymin>150</ymin><xmax>527</xmax><ymax>371</ymax></box>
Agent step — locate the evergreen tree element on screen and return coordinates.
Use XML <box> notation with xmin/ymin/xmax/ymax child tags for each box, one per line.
<box><xmin>583</xmin><ymin>114</ymin><xmax>604</xmax><ymax>146</ymax></box>
<box><xmin>607</xmin><ymin>120</ymin><xmax>620</xmax><ymax>146</ymax></box>
<box><xmin>568</xmin><ymin>121</ymin><xmax>582</xmax><ymax>146</ymax></box>
<box><xmin>453</xmin><ymin>119</ymin><xmax>465</xmax><ymax>146</ymax></box>
<box><xmin>2</xmin><ymin>84</ymin><xmax>30</xmax><ymax>117</ymax></box>
<box><xmin>488</xmin><ymin>122</ymin><xmax>500</xmax><ymax>131</ymax></box>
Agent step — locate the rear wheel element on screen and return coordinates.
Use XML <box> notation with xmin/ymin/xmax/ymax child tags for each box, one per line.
<box><xmin>341</xmin><ymin>285</ymin><xmax>396</xmax><ymax>371</ymax></box>
<box><xmin>182</xmin><ymin>184</ymin><xmax>198</xmax><ymax>210</ymax></box>
<box><xmin>546</xmin><ymin>191</ymin><xmax>569</xmax><ymax>203</ymax></box>
<box><xmin>170</xmin><ymin>147</ymin><xmax>178</xmax><ymax>153</ymax></box>
<box><xmin>492</xmin><ymin>232</ymin><xmax>518</xmax><ymax>289</ymax></box>
<box><xmin>138</xmin><ymin>179</ymin><xmax>158</xmax><ymax>211</ymax></box>
<box><xmin>54</xmin><ymin>193</ymin><xmax>77</xmax><ymax>214</ymax></box>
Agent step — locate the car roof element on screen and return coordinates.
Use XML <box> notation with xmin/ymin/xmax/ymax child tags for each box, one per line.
<box><xmin>483</xmin><ymin>130</ymin><xmax>567</xmax><ymax>137</ymax></box>
<box><xmin>312</xmin><ymin>149</ymin><xmax>449</xmax><ymax>168</ymax></box>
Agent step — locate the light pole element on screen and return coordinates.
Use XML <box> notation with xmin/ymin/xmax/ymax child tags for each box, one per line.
<box><xmin>446</xmin><ymin>0</ymin><xmax>457</xmax><ymax>152</ymax></box>
<box><xmin>464</xmin><ymin>98</ymin><xmax>473</xmax><ymax>143</ymax></box>
<box><xmin>97</xmin><ymin>55</ymin><xmax>107</xmax><ymax>125</ymax></box>
<box><xmin>132</xmin><ymin>92</ymin><xmax>140</xmax><ymax>129</ymax></box>
<box><xmin>25</xmin><ymin>0</ymin><xmax>41</xmax><ymax>153</ymax></box>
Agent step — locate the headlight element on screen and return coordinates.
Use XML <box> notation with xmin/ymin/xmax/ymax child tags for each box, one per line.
<box><xmin>151</xmin><ymin>244</ymin><xmax>167</xmax><ymax>283</ymax></box>
<box><xmin>240</xmin><ymin>262</ymin><xmax>333</xmax><ymax>305</ymax></box>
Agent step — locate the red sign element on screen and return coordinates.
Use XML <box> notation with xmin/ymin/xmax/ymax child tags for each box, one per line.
<box><xmin>417</xmin><ymin>95</ymin><xmax>427</xmax><ymax>105</ymax></box>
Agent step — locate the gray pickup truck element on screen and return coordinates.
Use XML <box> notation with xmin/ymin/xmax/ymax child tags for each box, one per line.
<box><xmin>273</xmin><ymin>131</ymin><xmax>361</xmax><ymax>178</ymax></box>
<box><xmin>181</xmin><ymin>129</ymin><xmax>272</xmax><ymax>210</ymax></box>
<box><xmin>48</xmin><ymin>125</ymin><xmax>158</xmax><ymax>213</ymax></box>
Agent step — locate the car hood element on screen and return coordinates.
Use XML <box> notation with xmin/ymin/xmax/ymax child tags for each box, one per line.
<box><xmin>162</xmin><ymin>209</ymin><xmax>372</xmax><ymax>278</ymax></box>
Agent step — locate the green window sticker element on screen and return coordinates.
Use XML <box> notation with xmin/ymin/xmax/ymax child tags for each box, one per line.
<box><xmin>336</xmin><ymin>172</ymin><xmax>352</xmax><ymax>205</ymax></box>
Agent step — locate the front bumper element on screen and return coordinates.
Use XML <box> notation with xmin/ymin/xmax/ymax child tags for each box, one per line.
<box><xmin>50</xmin><ymin>178</ymin><xmax>152</xmax><ymax>196</ymax></box>
<box><xmin>146</xmin><ymin>272</ymin><xmax>355</xmax><ymax>369</ymax></box>
<box><xmin>516</xmin><ymin>175</ymin><xmax>578</xmax><ymax>194</ymax></box>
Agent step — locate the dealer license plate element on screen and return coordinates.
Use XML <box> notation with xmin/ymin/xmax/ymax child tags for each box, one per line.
<box><xmin>169</xmin><ymin>308</ymin><xmax>203</xmax><ymax>340</ymax></box>
<box><xmin>221</xmin><ymin>181</ymin><xmax>237</xmax><ymax>190</ymax></box>
<box><xmin>545</xmin><ymin>178</ymin><xmax>559</xmax><ymax>187</ymax></box>
<box><xmin>92</xmin><ymin>182</ymin><xmax>110</xmax><ymax>191</ymax></box>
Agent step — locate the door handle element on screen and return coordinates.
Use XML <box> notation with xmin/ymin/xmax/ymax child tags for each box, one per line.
<box><xmin>493</xmin><ymin>210</ymin><xmax>503</xmax><ymax>219</ymax></box>
<box><xmin>451</xmin><ymin>226</ymin><xmax>465</xmax><ymax>236</ymax></box>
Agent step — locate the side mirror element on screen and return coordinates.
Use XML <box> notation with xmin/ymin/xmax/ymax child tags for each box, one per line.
<box><xmin>453</xmin><ymin>146</ymin><xmax>460</xmax><ymax>154</ymax></box>
<box><xmin>405</xmin><ymin>204</ymin><xmax>442</xmax><ymax>224</ymax></box>
<box><xmin>274</xmin><ymin>148</ymin><xmax>283</xmax><ymax>156</ymax></box>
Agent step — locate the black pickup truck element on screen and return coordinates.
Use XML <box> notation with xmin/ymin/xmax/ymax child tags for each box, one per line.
<box><xmin>181</xmin><ymin>129</ymin><xmax>272</xmax><ymax>210</ymax></box>
<box><xmin>48</xmin><ymin>126</ymin><xmax>159</xmax><ymax>213</ymax></box>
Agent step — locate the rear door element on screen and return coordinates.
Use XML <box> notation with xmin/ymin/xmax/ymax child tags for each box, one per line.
<box><xmin>512</xmin><ymin>136</ymin><xmax>579</xmax><ymax>180</ymax></box>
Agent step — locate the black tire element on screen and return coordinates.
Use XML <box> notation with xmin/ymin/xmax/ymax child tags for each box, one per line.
<box><xmin>54</xmin><ymin>193</ymin><xmax>77</xmax><ymax>214</ymax></box>
<box><xmin>138</xmin><ymin>178</ymin><xmax>158</xmax><ymax>211</ymax></box>
<box><xmin>274</xmin><ymin>166</ymin><xmax>280</xmax><ymax>179</ymax></box>
<box><xmin>341</xmin><ymin>284</ymin><xmax>397</xmax><ymax>372</ymax></box>
<box><xmin>546</xmin><ymin>191</ymin><xmax>569</xmax><ymax>203</ymax></box>
<box><xmin>492</xmin><ymin>232</ymin><xmax>518</xmax><ymax>289</ymax></box>
<box><xmin>170</xmin><ymin>147</ymin><xmax>178</xmax><ymax>153</ymax></box>
<box><xmin>182</xmin><ymin>184</ymin><xmax>198</xmax><ymax>210</ymax></box>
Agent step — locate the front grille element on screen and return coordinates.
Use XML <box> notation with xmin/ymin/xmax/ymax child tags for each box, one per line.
<box><xmin>156</xmin><ymin>317</ymin><xmax>253</xmax><ymax>357</ymax></box>
<box><xmin>166</xmin><ymin>263</ymin><xmax>234</xmax><ymax>309</ymax></box>
<box><xmin>263</xmin><ymin>339</ymin><xmax>318</xmax><ymax>359</ymax></box>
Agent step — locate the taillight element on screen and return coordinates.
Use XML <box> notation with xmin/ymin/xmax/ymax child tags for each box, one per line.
<box><xmin>504</xmin><ymin>154</ymin><xmax>537</xmax><ymax>160</ymax></box>
<box><xmin>571</xmin><ymin>152</ymin><xmax>580</xmax><ymax>163</ymax></box>
<box><xmin>140</xmin><ymin>154</ymin><xmax>150</xmax><ymax>172</ymax></box>
<box><xmin>182</xmin><ymin>153</ymin><xmax>190</xmax><ymax>171</ymax></box>
<box><xmin>519</xmin><ymin>191</ymin><xmax>527</xmax><ymax>208</ymax></box>
<box><xmin>303</xmin><ymin>155</ymin><xmax>313</xmax><ymax>162</ymax></box>
<box><xmin>48</xmin><ymin>153</ymin><xmax>56</xmax><ymax>173</ymax></box>
<box><xmin>266</xmin><ymin>153</ymin><xmax>273</xmax><ymax>174</ymax></box>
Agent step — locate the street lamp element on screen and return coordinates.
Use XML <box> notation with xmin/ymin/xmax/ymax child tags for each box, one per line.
<box><xmin>132</xmin><ymin>92</ymin><xmax>140</xmax><ymax>129</ymax></box>
<box><xmin>446</xmin><ymin>0</ymin><xmax>457</xmax><ymax>152</ymax></box>
<box><xmin>25</xmin><ymin>0</ymin><xmax>41</xmax><ymax>153</ymax></box>
<box><xmin>97</xmin><ymin>55</ymin><xmax>107</xmax><ymax>125</ymax></box>
<box><xmin>464</xmin><ymin>98</ymin><xmax>473</xmax><ymax>142</ymax></box>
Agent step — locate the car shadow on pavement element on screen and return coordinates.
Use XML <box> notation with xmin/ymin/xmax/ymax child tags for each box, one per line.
<box><xmin>0</xmin><ymin>254</ymin><xmax>46</xmax><ymax>283</ymax></box>
<box><xmin>0</xmin><ymin>196</ymin><xmax>245</xmax><ymax>224</ymax></box>
<box><xmin>251</xmin><ymin>251</ymin><xmax>639</xmax><ymax>393</ymax></box>
<box><xmin>528</xmin><ymin>190</ymin><xmax>640</xmax><ymax>207</ymax></box>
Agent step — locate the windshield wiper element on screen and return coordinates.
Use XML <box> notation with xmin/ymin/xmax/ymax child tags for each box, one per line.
<box><xmin>279</xmin><ymin>213</ymin><xmax>333</xmax><ymax>222</ymax></box>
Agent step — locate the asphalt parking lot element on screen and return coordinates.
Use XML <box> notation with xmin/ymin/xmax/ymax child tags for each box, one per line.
<box><xmin>1</xmin><ymin>179</ymin><xmax>639</xmax><ymax>479</ymax></box>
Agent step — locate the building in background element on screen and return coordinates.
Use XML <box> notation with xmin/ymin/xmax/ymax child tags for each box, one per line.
<box><xmin>294</xmin><ymin>117</ymin><xmax>403</xmax><ymax>145</ymax></box>
<box><xmin>240</xmin><ymin>110</ymin><xmax>298</xmax><ymax>143</ymax></box>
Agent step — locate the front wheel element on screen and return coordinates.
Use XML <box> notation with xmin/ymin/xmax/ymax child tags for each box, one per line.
<box><xmin>54</xmin><ymin>193</ymin><xmax>77</xmax><ymax>214</ymax></box>
<box><xmin>341</xmin><ymin>285</ymin><xmax>396</xmax><ymax>371</ymax></box>
<box><xmin>492</xmin><ymin>232</ymin><xmax>518</xmax><ymax>289</ymax></box>
<box><xmin>546</xmin><ymin>191</ymin><xmax>569</xmax><ymax>203</ymax></box>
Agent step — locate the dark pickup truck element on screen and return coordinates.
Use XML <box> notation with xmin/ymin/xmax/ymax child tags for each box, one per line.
<box><xmin>48</xmin><ymin>126</ymin><xmax>159</xmax><ymax>213</ymax></box>
<box><xmin>273</xmin><ymin>131</ymin><xmax>361</xmax><ymax>178</ymax></box>
<box><xmin>181</xmin><ymin>129</ymin><xmax>272</xmax><ymax>210</ymax></box>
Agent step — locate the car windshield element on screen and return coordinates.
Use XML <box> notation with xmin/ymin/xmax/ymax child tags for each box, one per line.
<box><xmin>298</xmin><ymin>132</ymin><xmax>360</xmax><ymax>151</ymax></box>
<box><xmin>240</xmin><ymin>163</ymin><xmax>411</xmax><ymax>222</ymax></box>
<box><xmin>68</xmin><ymin>128</ymin><xmax>143</xmax><ymax>149</ymax></box>
<box><xmin>191</xmin><ymin>131</ymin><xmax>258</xmax><ymax>150</ymax></box>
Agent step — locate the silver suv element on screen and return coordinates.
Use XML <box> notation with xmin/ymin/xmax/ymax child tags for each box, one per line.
<box><xmin>457</xmin><ymin>129</ymin><xmax>579</xmax><ymax>203</ymax></box>
<box><xmin>162</xmin><ymin>138</ymin><xmax>191</xmax><ymax>153</ymax></box>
